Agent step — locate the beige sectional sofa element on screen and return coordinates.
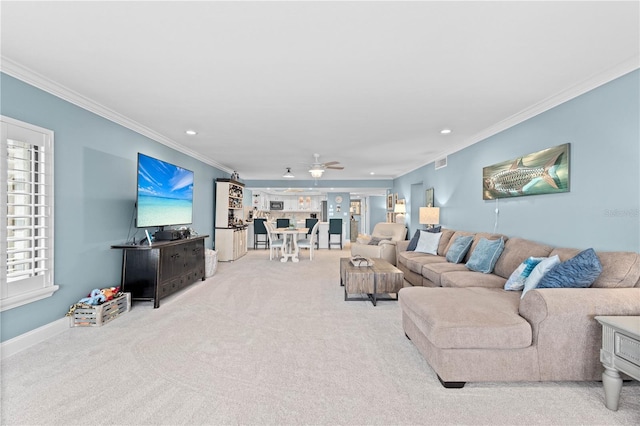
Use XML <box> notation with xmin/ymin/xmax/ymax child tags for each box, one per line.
<box><xmin>396</xmin><ymin>229</ymin><xmax>640</xmax><ymax>388</ymax></box>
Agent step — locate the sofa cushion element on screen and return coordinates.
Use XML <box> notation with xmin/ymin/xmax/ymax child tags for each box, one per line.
<box><xmin>398</xmin><ymin>287</ymin><xmax>532</xmax><ymax>349</ymax></box>
<box><xmin>440</xmin><ymin>270</ymin><xmax>507</xmax><ymax>288</ymax></box>
<box><xmin>466</xmin><ymin>237</ymin><xmax>505</xmax><ymax>273</ymax></box>
<box><xmin>436</xmin><ymin>229</ymin><xmax>455</xmax><ymax>256</ymax></box>
<box><xmin>401</xmin><ymin>252</ymin><xmax>447</xmax><ymax>274</ymax></box>
<box><xmin>493</xmin><ymin>238</ymin><xmax>554</xmax><ymax>280</ymax></box>
<box><xmin>445</xmin><ymin>235</ymin><xmax>473</xmax><ymax>263</ymax></box>
<box><xmin>421</xmin><ymin>262</ymin><xmax>468</xmax><ymax>286</ymax></box>
<box><xmin>590</xmin><ymin>252</ymin><xmax>640</xmax><ymax>288</ymax></box>
<box><xmin>415</xmin><ymin>231</ymin><xmax>442</xmax><ymax>255</ymax></box>
<box><xmin>537</xmin><ymin>248</ymin><xmax>602</xmax><ymax>289</ymax></box>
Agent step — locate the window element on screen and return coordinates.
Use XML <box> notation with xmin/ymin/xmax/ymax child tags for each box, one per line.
<box><xmin>1</xmin><ymin>116</ymin><xmax>57</xmax><ymax>311</ymax></box>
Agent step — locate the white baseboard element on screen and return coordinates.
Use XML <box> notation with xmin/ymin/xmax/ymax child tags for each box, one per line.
<box><xmin>1</xmin><ymin>317</ymin><xmax>69</xmax><ymax>360</ymax></box>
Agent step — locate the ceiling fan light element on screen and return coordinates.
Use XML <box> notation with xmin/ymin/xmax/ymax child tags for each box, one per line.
<box><xmin>309</xmin><ymin>167</ymin><xmax>324</xmax><ymax>178</ymax></box>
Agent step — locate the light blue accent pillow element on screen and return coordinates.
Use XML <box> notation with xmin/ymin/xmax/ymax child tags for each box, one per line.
<box><xmin>465</xmin><ymin>237</ymin><xmax>505</xmax><ymax>273</ymax></box>
<box><xmin>521</xmin><ymin>255</ymin><xmax>560</xmax><ymax>299</ymax></box>
<box><xmin>445</xmin><ymin>235</ymin><xmax>474</xmax><ymax>263</ymax></box>
<box><xmin>537</xmin><ymin>248</ymin><xmax>602</xmax><ymax>289</ymax></box>
<box><xmin>415</xmin><ymin>231</ymin><xmax>442</xmax><ymax>255</ymax></box>
<box><xmin>504</xmin><ymin>257</ymin><xmax>544</xmax><ymax>291</ymax></box>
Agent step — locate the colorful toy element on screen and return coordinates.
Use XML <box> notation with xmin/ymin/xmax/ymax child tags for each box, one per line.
<box><xmin>100</xmin><ymin>286</ymin><xmax>119</xmax><ymax>301</ymax></box>
<box><xmin>78</xmin><ymin>289</ymin><xmax>106</xmax><ymax>306</ymax></box>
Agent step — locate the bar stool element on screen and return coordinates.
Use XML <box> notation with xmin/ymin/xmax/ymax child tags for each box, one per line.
<box><xmin>253</xmin><ymin>218</ymin><xmax>269</xmax><ymax>249</ymax></box>
<box><xmin>328</xmin><ymin>218</ymin><xmax>343</xmax><ymax>249</ymax></box>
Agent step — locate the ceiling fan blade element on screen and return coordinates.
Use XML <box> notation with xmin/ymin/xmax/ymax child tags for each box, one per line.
<box><xmin>322</xmin><ymin>161</ymin><xmax>340</xmax><ymax>166</ymax></box>
<box><xmin>326</xmin><ymin>165</ymin><xmax>344</xmax><ymax>170</ymax></box>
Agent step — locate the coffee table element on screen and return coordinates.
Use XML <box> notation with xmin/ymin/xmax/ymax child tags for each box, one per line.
<box><xmin>340</xmin><ymin>257</ymin><xmax>404</xmax><ymax>306</ymax></box>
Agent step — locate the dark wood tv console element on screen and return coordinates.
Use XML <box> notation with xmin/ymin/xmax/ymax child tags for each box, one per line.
<box><xmin>111</xmin><ymin>236</ymin><xmax>208</xmax><ymax>308</ymax></box>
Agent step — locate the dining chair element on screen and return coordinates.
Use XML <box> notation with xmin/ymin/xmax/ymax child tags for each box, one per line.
<box><xmin>264</xmin><ymin>222</ymin><xmax>285</xmax><ymax>260</ymax></box>
<box><xmin>297</xmin><ymin>221</ymin><xmax>320</xmax><ymax>260</ymax></box>
<box><xmin>305</xmin><ymin>218</ymin><xmax>319</xmax><ymax>249</ymax></box>
<box><xmin>328</xmin><ymin>218</ymin><xmax>343</xmax><ymax>249</ymax></box>
<box><xmin>276</xmin><ymin>218</ymin><xmax>290</xmax><ymax>239</ymax></box>
<box><xmin>253</xmin><ymin>218</ymin><xmax>269</xmax><ymax>249</ymax></box>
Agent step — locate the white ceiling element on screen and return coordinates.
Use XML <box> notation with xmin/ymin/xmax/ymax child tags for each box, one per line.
<box><xmin>1</xmin><ymin>1</ymin><xmax>639</xmax><ymax>190</ymax></box>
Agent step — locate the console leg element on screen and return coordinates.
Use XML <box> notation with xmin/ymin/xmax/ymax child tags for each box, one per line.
<box><xmin>602</xmin><ymin>367</ymin><xmax>623</xmax><ymax>410</ymax></box>
<box><xmin>437</xmin><ymin>375</ymin><xmax>465</xmax><ymax>389</ymax></box>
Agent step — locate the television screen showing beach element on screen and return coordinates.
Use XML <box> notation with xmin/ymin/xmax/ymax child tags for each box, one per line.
<box><xmin>137</xmin><ymin>154</ymin><xmax>194</xmax><ymax>227</ymax></box>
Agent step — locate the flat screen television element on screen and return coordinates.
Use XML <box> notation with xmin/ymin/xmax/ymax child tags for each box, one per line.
<box><xmin>136</xmin><ymin>153</ymin><xmax>194</xmax><ymax>228</ymax></box>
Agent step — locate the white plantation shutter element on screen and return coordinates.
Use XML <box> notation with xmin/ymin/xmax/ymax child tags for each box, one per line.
<box><xmin>1</xmin><ymin>116</ymin><xmax>58</xmax><ymax>311</ymax></box>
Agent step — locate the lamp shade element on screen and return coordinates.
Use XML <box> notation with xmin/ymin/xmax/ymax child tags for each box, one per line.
<box><xmin>394</xmin><ymin>203</ymin><xmax>406</xmax><ymax>213</ymax></box>
<box><xmin>419</xmin><ymin>207</ymin><xmax>440</xmax><ymax>225</ymax></box>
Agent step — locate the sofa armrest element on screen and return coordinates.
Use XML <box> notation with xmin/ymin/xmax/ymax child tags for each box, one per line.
<box><xmin>519</xmin><ymin>288</ymin><xmax>640</xmax><ymax>380</ymax></box>
<box><xmin>356</xmin><ymin>235</ymin><xmax>371</xmax><ymax>245</ymax></box>
<box><xmin>396</xmin><ymin>240</ymin><xmax>410</xmax><ymax>252</ymax></box>
<box><xmin>379</xmin><ymin>240</ymin><xmax>396</xmax><ymax>246</ymax></box>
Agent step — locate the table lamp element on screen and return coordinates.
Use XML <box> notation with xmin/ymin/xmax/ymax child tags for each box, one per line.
<box><xmin>419</xmin><ymin>207</ymin><xmax>440</xmax><ymax>229</ymax></box>
<box><xmin>394</xmin><ymin>202</ymin><xmax>406</xmax><ymax>224</ymax></box>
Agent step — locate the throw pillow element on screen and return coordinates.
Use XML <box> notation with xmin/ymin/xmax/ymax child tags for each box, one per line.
<box><xmin>537</xmin><ymin>248</ymin><xmax>602</xmax><ymax>289</ymax></box>
<box><xmin>504</xmin><ymin>257</ymin><xmax>544</xmax><ymax>291</ymax></box>
<box><xmin>368</xmin><ymin>237</ymin><xmax>383</xmax><ymax>246</ymax></box>
<box><xmin>521</xmin><ymin>255</ymin><xmax>561</xmax><ymax>298</ymax></box>
<box><xmin>445</xmin><ymin>235</ymin><xmax>474</xmax><ymax>263</ymax></box>
<box><xmin>415</xmin><ymin>231</ymin><xmax>442</xmax><ymax>255</ymax></box>
<box><xmin>407</xmin><ymin>230</ymin><xmax>421</xmax><ymax>251</ymax></box>
<box><xmin>465</xmin><ymin>237</ymin><xmax>505</xmax><ymax>274</ymax></box>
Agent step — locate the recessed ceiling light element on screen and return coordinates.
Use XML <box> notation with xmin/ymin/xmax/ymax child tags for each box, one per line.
<box><xmin>370</xmin><ymin>172</ymin><xmax>375</xmax><ymax>175</ymax></box>
<box><xmin>185</xmin><ymin>130</ymin><xmax>198</xmax><ymax>135</ymax></box>
<box><xmin>440</xmin><ymin>128</ymin><xmax>452</xmax><ymax>135</ymax></box>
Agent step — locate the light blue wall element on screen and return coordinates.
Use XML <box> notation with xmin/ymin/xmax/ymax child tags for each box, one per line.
<box><xmin>369</xmin><ymin>195</ymin><xmax>388</xmax><ymax>233</ymax></box>
<box><xmin>393</xmin><ymin>70</ymin><xmax>640</xmax><ymax>252</ymax></box>
<box><xmin>0</xmin><ymin>73</ymin><xmax>228</xmax><ymax>342</ymax></box>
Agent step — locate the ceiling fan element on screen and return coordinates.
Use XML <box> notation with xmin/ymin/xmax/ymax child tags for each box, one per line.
<box><xmin>308</xmin><ymin>153</ymin><xmax>344</xmax><ymax>178</ymax></box>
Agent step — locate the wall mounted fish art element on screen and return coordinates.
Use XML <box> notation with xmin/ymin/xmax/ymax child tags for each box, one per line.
<box><xmin>483</xmin><ymin>143</ymin><xmax>570</xmax><ymax>200</ymax></box>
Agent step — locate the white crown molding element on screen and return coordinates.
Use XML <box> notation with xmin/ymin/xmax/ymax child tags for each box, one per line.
<box><xmin>0</xmin><ymin>56</ymin><xmax>233</xmax><ymax>173</ymax></box>
<box><xmin>396</xmin><ymin>55</ymin><xmax>640</xmax><ymax>179</ymax></box>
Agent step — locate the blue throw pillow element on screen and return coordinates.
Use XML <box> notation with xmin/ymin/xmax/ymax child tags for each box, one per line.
<box><xmin>425</xmin><ymin>226</ymin><xmax>441</xmax><ymax>233</ymax></box>
<box><xmin>407</xmin><ymin>230</ymin><xmax>421</xmax><ymax>251</ymax></box>
<box><xmin>537</xmin><ymin>248</ymin><xmax>602</xmax><ymax>289</ymax></box>
<box><xmin>465</xmin><ymin>237</ymin><xmax>505</xmax><ymax>273</ymax></box>
<box><xmin>445</xmin><ymin>235</ymin><xmax>474</xmax><ymax>263</ymax></box>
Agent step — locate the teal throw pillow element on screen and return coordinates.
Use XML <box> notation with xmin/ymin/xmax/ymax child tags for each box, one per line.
<box><xmin>504</xmin><ymin>257</ymin><xmax>544</xmax><ymax>291</ymax></box>
<box><xmin>445</xmin><ymin>235</ymin><xmax>474</xmax><ymax>263</ymax></box>
<box><xmin>521</xmin><ymin>255</ymin><xmax>561</xmax><ymax>298</ymax></box>
<box><xmin>537</xmin><ymin>248</ymin><xmax>602</xmax><ymax>289</ymax></box>
<box><xmin>465</xmin><ymin>237</ymin><xmax>505</xmax><ymax>274</ymax></box>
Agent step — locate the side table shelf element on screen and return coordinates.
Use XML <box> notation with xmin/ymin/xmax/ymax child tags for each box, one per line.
<box><xmin>595</xmin><ymin>316</ymin><xmax>640</xmax><ymax>411</ymax></box>
<box><xmin>111</xmin><ymin>236</ymin><xmax>209</xmax><ymax>308</ymax></box>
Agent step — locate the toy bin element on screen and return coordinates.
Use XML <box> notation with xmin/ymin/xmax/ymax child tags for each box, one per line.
<box><xmin>69</xmin><ymin>293</ymin><xmax>131</xmax><ymax>327</ymax></box>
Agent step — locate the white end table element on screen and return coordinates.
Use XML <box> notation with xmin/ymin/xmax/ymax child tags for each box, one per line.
<box><xmin>595</xmin><ymin>316</ymin><xmax>640</xmax><ymax>411</ymax></box>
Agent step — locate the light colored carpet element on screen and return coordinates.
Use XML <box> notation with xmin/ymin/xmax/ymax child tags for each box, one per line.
<box><xmin>2</xmin><ymin>248</ymin><xmax>639</xmax><ymax>425</ymax></box>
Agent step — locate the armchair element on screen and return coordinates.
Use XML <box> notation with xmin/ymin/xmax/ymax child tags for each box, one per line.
<box><xmin>350</xmin><ymin>222</ymin><xmax>407</xmax><ymax>265</ymax></box>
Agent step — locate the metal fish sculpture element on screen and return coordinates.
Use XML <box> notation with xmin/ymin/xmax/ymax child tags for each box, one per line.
<box><xmin>484</xmin><ymin>152</ymin><xmax>562</xmax><ymax>195</ymax></box>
